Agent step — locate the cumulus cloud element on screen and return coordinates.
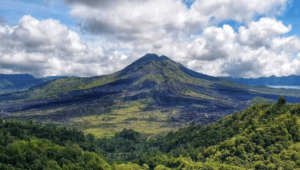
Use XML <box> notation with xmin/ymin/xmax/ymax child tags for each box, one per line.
<box><xmin>64</xmin><ymin>0</ymin><xmax>288</xmax><ymax>39</ymax></box>
<box><xmin>188</xmin><ymin>25</ymin><xmax>236</xmax><ymax>61</ymax></box>
<box><xmin>238</xmin><ymin>18</ymin><xmax>292</xmax><ymax>48</ymax></box>
<box><xmin>192</xmin><ymin>0</ymin><xmax>288</xmax><ymax>23</ymax></box>
<box><xmin>186</xmin><ymin>17</ymin><xmax>300</xmax><ymax>78</ymax></box>
<box><xmin>60</xmin><ymin>0</ymin><xmax>300</xmax><ymax>78</ymax></box>
<box><xmin>2</xmin><ymin>0</ymin><xmax>299</xmax><ymax>78</ymax></box>
<box><xmin>0</xmin><ymin>15</ymin><xmax>129</xmax><ymax>77</ymax></box>
<box><xmin>1</xmin><ymin>15</ymin><xmax>86</xmax><ymax>54</ymax></box>
<box><xmin>66</xmin><ymin>0</ymin><xmax>199</xmax><ymax>41</ymax></box>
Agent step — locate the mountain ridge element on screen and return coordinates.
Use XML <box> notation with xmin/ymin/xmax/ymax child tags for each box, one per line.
<box><xmin>1</xmin><ymin>54</ymin><xmax>300</xmax><ymax>137</ymax></box>
<box><xmin>0</xmin><ymin>74</ymin><xmax>66</xmax><ymax>93</ymax></box>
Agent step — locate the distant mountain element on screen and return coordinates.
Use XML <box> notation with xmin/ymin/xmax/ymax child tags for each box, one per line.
<box><xmin>0</xmin><ymin>74</ymin><xmax>66</xmax><ymax>93</ymax></box>
<box><xmin>0</xmin><ymin>74</ymin><xmax>35</xmax><ymax>80</ymax></box>
<box><xmin>1</xmin><ymin>54</ymin><xmax>300</xmax><ymax>137</ymax></box>
<box><xmin>226</xmin><ymin>75</ymin><xmax>300</xmax><ymax>86</ymax></box>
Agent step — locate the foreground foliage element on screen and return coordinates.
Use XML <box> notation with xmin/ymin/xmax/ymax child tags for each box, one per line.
<box><xmin>2</xmin><ymin>97</ymin><xmax>300</xmax><ymax>169</ymax></box>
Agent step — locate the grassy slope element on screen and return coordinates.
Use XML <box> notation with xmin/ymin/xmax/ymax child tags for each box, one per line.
<box><xmin>7</xmin><ymin>99</ymin><xmax>184</xmax><ymax>138</ymax></box>
<box><xmin>26</xmin><ymin>73</ymin><xmax>119</xmax><ymax>100</ymax></box>
<box><xmin>71</xmin><ymin>100</ymin><xmax>182</xmax><ymax>137</ymax></box>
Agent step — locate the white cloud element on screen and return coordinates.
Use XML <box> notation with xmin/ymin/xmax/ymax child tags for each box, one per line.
<box><xmin>5</xmin><ymin>15</ymin><xmax>86</xmax><ymax>54</ymax></box>
<box><xmin>0</xmin><ymin>15</ymin><xmax>128</xmax><ymax>77</ymax></box>
<box><xmin>61</xmin><ymin>0</ymin><xmax>300</xmax><ymax>78</ymax></box>
<box><xmin>67</xmin><ymin>0</ymin><xmax>199</xmax><ymax>42</ymax></box>
<box><xmin>1</xmin><ymin>0</ymin><xmax>300</xmax><ymax>78</ymax></box>
<box><xmin>188</xmin><ymin>25</ymin><xmax>236</xmax><ymax>61</ymax></box>
<box><xmin>186</xmin><ymin>17</ymin><xmax>300</xmax><ymax>78</ymax></box>
<box><xmin>192</xmin><ymin>0</ymin><xmax>288</xmax><ymax>23</ymax></box>
<box><xmin>65</xmin><ymin>0</ymin><xmax>289</xmax><ymax>39</ymax></box>
<box><xmin>238</xmin><ymin>18</ymin><xmax>292</xmax><ymax>48</ymax></box>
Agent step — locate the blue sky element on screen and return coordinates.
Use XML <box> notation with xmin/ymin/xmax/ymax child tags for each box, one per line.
<box><xmin>0</xmin><ymin>0</ymin><xmax>75</xmax><ymax>28</ymax></box>
<box><xmin>0</xmin><ymin>0</ymin><xmax>300</xmax><ymax>78</ymax></box>
<box><xmin>278</xmin><ymin>0</ymin><xmax>300</xmax><ymax>36</ymax></box>
<box><xmin>2</xmin><ymin>0</ymin><xmax>299</xmax><ymax>34</ymax></box>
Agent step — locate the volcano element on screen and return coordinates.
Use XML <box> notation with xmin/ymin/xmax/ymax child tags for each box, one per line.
<box><xmin>1</xmin><ymin>54</ymin><xmax>300</xmax><ymax>129</ymax></box>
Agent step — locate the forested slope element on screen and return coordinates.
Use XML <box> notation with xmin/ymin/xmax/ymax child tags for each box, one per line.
<box><xmin>2</xmin><ymin>97</ymin><xmax>300</xmax><ymax>169</ymax></box>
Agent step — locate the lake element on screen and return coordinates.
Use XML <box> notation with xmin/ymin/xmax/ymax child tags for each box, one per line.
<box><xmin>267</xmin><ymin>86</ymin><xmax>300</xmax><ymax>90</ymax></box>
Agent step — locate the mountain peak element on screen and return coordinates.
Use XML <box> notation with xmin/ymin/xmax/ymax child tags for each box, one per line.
<box><xmin>134</xmin><ymin>53</ymin><xmax>168</xmax><ymax>63</ymax></box>
<box><xmin>123</xmin><ymin>53</ymin><xmax>169</xmax><ymax>70</ymax></box>
<box><xmin>160</xmin><ymin>55</ymin><xmax>171</xmax><ymax>61</ymax></box>
<box><xmin>119</xmin><ymin>53</ymin><xmax>220</xmax><ymax>82</ymax></box>
<box><xmin>133</xmin><ymin>54</ymin><xmax>171</xmax><ymax>64</ymax></box>
<box><xmin>141</xmin><ymin>53</ymin><xmax>161</xmax><ymax>61</ymax></box>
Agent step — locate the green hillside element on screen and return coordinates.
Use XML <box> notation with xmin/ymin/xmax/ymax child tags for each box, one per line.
<box><xmin>152</xmin><ymin>96</ymin><xmax>300</xmax><ymax>169</ymax></box>
<box><xmin>2</xmin><ymin>97</ymin><xmax>300</xmax><ymax>169</ymax></box>
<box><xmin>8</xmin><ymin>54</ymin><xmax>218</xmax><ymax>101</ymax></box>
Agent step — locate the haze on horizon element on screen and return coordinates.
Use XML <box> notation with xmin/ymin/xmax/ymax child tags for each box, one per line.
<box><xmin>0</xmin><ymin>0</ymin><xmax>300</xmax><ymax>78</ymax></box>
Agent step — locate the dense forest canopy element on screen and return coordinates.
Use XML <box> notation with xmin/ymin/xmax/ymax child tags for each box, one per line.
<box><xmin>1</xmin><ymin>97</ymin><xmax>300</xmax><ymax>169</ymax></box>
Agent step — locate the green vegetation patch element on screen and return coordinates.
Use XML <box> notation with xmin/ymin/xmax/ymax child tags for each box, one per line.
<box><xmin>15</xmin><ymin>74</ymin><xmax>119</xmax><ymax>101</ymax></box>
<box><xmin>27</xmin><ymin>77</ymin><xmax>86</xmax><ymax>100</ymax></box>
<box><xmin>181</xmin><ymin>88</ymin><xmax>216</xmax><ymax>100</ymax></box>
<box><xmin>0</xmin><ymin>120</ymin><xmax>246</xmax><ymax>169</ymax></box>
<box><xmin>71</xmin><ymin>100</ymin><xmax>182</xmax><ymax>138</ymax></box>
<box><xmin>79</xmin><ymin>73</ymin><xmax>118</xmax><ymax>89</ymax></box>
<box><xmin>250</xmin><ymin>96</ymin><xmax>276</xmax><ymax>105</ymax></box>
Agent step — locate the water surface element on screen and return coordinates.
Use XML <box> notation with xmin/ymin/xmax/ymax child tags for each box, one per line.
<box><xmin>267</xmin><ymin>86</ymin><xmax>300</xmax><ymax>90</ymax></box>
